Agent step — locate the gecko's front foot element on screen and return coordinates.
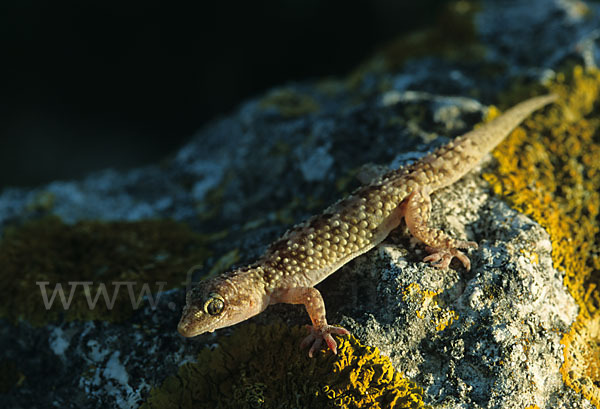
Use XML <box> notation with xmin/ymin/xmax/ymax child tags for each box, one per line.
<box><xmin>300</xmin><ymin>324</ymin><xmax>350</xmax><ymax>358</ymax></box>
<box><xmin>423</xmin><ymin>240</ymin><xmax>478</xmax><ymax>270</ymax></box>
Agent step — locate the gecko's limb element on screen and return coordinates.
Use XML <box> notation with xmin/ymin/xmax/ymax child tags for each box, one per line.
<box><xmin>274</xmin><ymin>286</ymin><xmax>349</xmax><ymax>357</ymax></box>
<box><xmin>402</xmin><ymin>187</ymin><xmax>477</xmax><ymax>270</ymax></box>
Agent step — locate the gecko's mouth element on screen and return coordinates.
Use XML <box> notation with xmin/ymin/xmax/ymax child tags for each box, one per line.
<box><xmin>177</xmin><ymin>320</ymin><xmax>199</xmax><ymax>337</ymax></box>
<box><xmin>177</xmin><ymin>320</ymin><xmax>193</xmax><ymax>337</ymax></box>
<box><xmin>177</xmin><ymin>319</ymin><xmax>216</xmax><ymax>337</ymax></box>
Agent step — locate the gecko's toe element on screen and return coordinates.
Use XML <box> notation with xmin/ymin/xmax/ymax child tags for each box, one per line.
<box><xmin>454</xmin><ymin>250</ymin><xmax>472</xmax><ymax>270</ymax></box>
<box><xmin>300</xmin><ymin>328</ymin><xmax>315</xmax><ymax>350</ymax></box>
<box><xmin>424</xmin><ymin>252</ymin><xmax>451</xmax><ymax>269</ymax></box>
<box><xmin>301</xmin><ymin>324</ymin><xmax>350</xmax><ymax>358</ymax></box>
<box><xmin>424</xmin><ymin>246</ymin><xmax>473</xmax><ymax>270</ymax></box>
<box><xmin>308</xmin><ymin>337</ymin><xmax>323</xmax><ymax>358</ymax></box>
<box><xmin>324</xmin><ymin>333</ymin><xmax>337</xmax><ymax>355</ymax></box>
<box><xmin>423</xmin><ymin>251</ymin><xmax>443</xmax><ymax>264</ymax></box>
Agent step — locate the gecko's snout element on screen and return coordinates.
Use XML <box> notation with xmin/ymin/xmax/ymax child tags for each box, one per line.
<box><xmin>178</xmin><ymin>316</ymin><xmax>209</xmax><ymax>337</ymax></box>
<box><xmin>177</xmin><ymin>317</ymin><xmax>192</xmax><ymax>337</ymax></box>
<box><xmin>177</xmin><ymin>304</ymin><xmax>216</xmax><ymax>337</ymax></box>
<box><xmin>177</xmin><ymin>306</ymin><xmax>200</xmax><ymax>337</ymax></box>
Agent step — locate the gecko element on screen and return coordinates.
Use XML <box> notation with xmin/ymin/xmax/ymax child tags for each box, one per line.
<box><xmin>178</xmin><ymin>93</ymin><xmax>557</xmax><ymax>357</ymax></box>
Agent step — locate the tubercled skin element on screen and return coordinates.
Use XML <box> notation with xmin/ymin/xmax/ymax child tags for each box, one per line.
<box><xmin>178</xmin><ymin>94</ymin><xmax>558</xmax><ymax>356</ymax></box>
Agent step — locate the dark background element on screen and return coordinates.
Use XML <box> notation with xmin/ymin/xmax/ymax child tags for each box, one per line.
<box><xmin>0</xmin><ymin>0</ymin><xmax>449</xmax><ymax>188</ymax></box>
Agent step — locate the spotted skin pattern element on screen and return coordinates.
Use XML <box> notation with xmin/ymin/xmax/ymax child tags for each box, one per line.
<box><xmin>178</xmin><ymin>94</ymin><xmax>557</xmax><ymax>357</ymax></box>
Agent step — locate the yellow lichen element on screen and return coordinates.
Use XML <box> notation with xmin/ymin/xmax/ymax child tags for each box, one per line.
<box><xmin>0</xmin><ymin>217</ymin><xmax>210</xmax><ymax>325</ymax></box>
<box><xmin>519</xmin><ymin>249</ymin><xmax>539</xmax><ymax>265</ymax></box>
<box><xmin>482</xmin><ymin>66</ymin><xmax>600</xmax><ymax>406</ymax></box>
<box><xmin>142</xmin><ymin>323</ymin><xmax>428</xmax><ymax>409</ymax></box>
<box><xmin>402</xmin><ymin>283</ymin><xmax>458</xmax><ymax>332</ymax></box>
<box><xmin>561</xmin><ymin>312</ymin><xmax>600</xmax><ymax>407</ymax></box>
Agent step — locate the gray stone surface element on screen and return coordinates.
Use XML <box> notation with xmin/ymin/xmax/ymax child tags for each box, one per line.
<box><xmin>2</xmin><ymin>0</ymin><xmax>600</xmax><ymax>408</ymax></box>
<box><xmin>336</xmin><ymin>174</ymin><xmax>585</xmax><ymax>408</ymax></box>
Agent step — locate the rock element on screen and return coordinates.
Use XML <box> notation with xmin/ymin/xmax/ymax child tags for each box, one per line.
<box><xmin>336</xmin><ymin>175</ymin><xmax>581</xmax><ymax>408</ymax></box>
<box><xmin>2</xmin><ymin>1</ymin><xmax>600</xmax><ymax>408</ymax></box>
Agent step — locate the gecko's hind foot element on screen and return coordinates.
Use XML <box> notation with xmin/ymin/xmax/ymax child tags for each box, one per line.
<box><xmin>424</xmin><ymin>241</ymin><xmax>478</xmax><ymax>270</ymax></box>
<box><xmin>300</xmin><ymin>324</ymin><xmax>350</xmax><ymax>358</ymax></box>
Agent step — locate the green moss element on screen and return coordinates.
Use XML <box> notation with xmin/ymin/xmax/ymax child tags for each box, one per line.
<box><xmin>142</xmin><ymin>323</ymin><xmax>427</xmax><ymax>409</ymax></box>
<box><xmin>0</xmin><ymin>217</ymin><xmax>210</xmax><ymax>325</ymax></box>
<box><xmin>0</xmin><ymin>360</ymin><xmax>24</xmax><ymax>394</ymax></box>
<box><xmin>482</xmin><ymin>66</ymin><xmax>600</xmax><ymax>406</ymax></box>
<box><xmin>260</xmin><ymin>89</ymin><xmax>319</xmax><ymax>118</ymax></box>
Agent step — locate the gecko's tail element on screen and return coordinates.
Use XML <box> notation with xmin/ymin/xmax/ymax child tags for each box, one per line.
<box><xmin>457</xmin><ymin>93</ymin><xmax>558</xmax><ymax>157</ymax></box>
<box><xmin>421</xmin><ymin>93</ymin><xmax>558</xmax><ymax>191</ymax></box>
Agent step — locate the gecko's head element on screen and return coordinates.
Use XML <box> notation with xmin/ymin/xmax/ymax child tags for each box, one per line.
<box><xmin>177</xmin><ymin>268</ymin><xmax>266</xmax><ymax>337</ymax></box>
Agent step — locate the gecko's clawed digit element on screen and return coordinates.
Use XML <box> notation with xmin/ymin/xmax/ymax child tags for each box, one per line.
<box><xmin>300</xmin><ymin>324</ymin><xmax>350</xmax><ymax>358</ymax></box>
<box><xmin>424</xmin><ymin>240</ymin><xmax>478</xmax><ymax>270</ymax></box>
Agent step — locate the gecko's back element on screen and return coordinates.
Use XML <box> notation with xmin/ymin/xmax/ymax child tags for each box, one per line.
<box><xmin>259</xmin><ymin>178</ymin><xmax>412</xmax><ymax>290</ymax></box>
<box><xmin>260</xmin><ymin>94</ymin><xmax>557</xmax><ymax>289</ymax></box>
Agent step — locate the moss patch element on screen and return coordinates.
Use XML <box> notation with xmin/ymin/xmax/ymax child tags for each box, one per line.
<box><xmin>0</xmin><ymin>217</ymin><xmax>210</xmax><ymax>326</ymax></box>
<box><xmin>142</xmin><ymin>323</ymin><xmax>427</xmax><ymax>409</ymax></box>
<box><xmin>482</xmin><ymin>66</ymin><xmax>600</xmax><ymax>406</ymax></box>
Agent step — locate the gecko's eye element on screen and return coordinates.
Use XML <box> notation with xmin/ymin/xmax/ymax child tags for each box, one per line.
<box><xmin>204</xmin><ymin>293</ymin><xmax>224</xmax><ymax>316</ymax></box>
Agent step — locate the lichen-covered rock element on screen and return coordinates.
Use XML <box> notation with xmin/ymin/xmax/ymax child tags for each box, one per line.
<box><xmin>487</xmin><ymin>67</ymin><xmax>600</xmax><ymax>409</ymax></box>
<box><xmin>336</xmin><ymin>174</ymin><xmax>581</xmax><ymax>408</ymax></box>
<box><xmin>1</xmin><ymin>1</ymin><xmax>600</xmax><ymax>408</ymax></box>
<box><xmin>141</xmin><ymin>324</ymin><xmax>427</xmax><ymax>409</ymax></box>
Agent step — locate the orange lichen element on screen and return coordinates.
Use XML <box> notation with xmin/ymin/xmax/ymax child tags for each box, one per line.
<box><xmin>482</xmin><ymin>66</ymin><xmax>600</xmax><ymax>406</ymax></box>
<box><xmin>142</xmin><ymin>323</ymin><xmax>428</xmax><ymax>409</ymax></box>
